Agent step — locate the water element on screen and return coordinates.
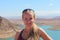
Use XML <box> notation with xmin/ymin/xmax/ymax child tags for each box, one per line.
<box><xmin>0</xmin><ymin>37</ymin><xmax>14</xmax><ymax>40</ymax></box>
<box><xmin>0</xmin><ymin>25</ymin><xmax>60</xmax><ymax>40</ymax></box>
<box><xmin>40</xmin><ymin>25</ymin><xmax>60</xmax><ymax>40</ymax></box>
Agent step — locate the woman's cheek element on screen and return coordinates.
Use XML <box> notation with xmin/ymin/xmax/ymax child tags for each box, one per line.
<box><xmin>30</xmin><ymin>20</ymin><xmax>35</xmax><ymax>23</ymax></box>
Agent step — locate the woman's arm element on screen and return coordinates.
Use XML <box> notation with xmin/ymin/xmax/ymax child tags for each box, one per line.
<box><xmin>38</xmin><ymin>28</ymin><xmax>53</xmax><ymax>40</ymax></box>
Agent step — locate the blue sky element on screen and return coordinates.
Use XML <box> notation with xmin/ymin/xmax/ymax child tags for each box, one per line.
<box><xmin>0</xmin><ymin>0</ymin><xmax>60</xmax><ymax>18</ymax></box>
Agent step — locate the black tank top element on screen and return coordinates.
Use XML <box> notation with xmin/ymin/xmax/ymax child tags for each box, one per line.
<box><xmin>18</xmin><ymin>29</ymin><xmax>26</xmax><ymax>40</ymax></box>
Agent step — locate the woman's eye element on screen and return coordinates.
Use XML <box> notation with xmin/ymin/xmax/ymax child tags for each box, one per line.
<box><xmin>30</xmin><ymin>18</ymin><xmax>32</xmax><ymax>20</ymax></box>
<box><xmin>29</xmin><ymin>18</ymin><xmax>32</xmax><ymax>20</ymax></box>
<box><xmin>25</xmin><ymin>18</ymin><xmax>27</xmax><ymax>20</ymax></box>
<box><xmin>25</xmin><ymin>18</ymin><xmax>32</xmax><ymax>20</ymax></box>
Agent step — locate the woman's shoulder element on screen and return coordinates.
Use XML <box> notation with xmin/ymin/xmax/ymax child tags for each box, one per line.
<box><xmin>15</xmin><ymin>30</ymin><xmax>22</xmax><ymax>36</ymax></box>
<box><xmin>38</xmin><ymin>27</ymin><xmax>44</xmax><ymax>30</ymax></box>
<box><xmin>38</xmin><ymin>27</ymin><xmax>46</xmax><ymax>34</ymax></box>
<box><xmin>15</xmin><ymin>30</ymin><xmax>21</xmax><ymax>40</ymax></box>
<box><xmin>16</xmin><ymin>30</ymin><xmax>21</xmax><ymax>34</ymax></box>
<box><xmin>38</xmin><ymin>27</ymin><xmax>47</xmax><ymax>36</ymax></box>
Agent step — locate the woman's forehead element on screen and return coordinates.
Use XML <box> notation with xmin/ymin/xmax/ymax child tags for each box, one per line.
<box><xmin>23</xmin><ymin>11</ymin><xmax>34</xmax><ymax>16</ymax></box>
<box><xmin>23</xmin><ymin>10</ymin><xmax>34</xmax><ymax>14</ymax></box>
<box><xmin>23</xmin><ymin>13</ymin><xmax>33</xmax><ymax>18</ymax></box>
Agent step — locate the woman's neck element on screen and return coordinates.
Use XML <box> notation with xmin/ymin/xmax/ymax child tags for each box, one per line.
<box><xmin>22</xmin><ymin>24</ymin><xmax>34</xmax><ymax>39</ymax></box>
<box><xmin>25</xmin><ymin>23</ymin><xmax>35</xmax><ymax>31</ymax></box>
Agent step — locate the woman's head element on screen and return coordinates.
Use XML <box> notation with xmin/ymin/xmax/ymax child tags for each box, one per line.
<box><xmin>22</xmin><ymin>9</ymin><xmax>40</xmax><ymax>40</ymax></box>
<box><xmin>22</xmin><ymin>9</ymin><xmax>35</xmax><ymax>26</ymax></box>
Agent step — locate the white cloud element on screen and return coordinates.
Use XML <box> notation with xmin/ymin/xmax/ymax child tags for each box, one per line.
<box><xmin>48</xmin><ymin>3</ymin><xmax>54</xmax><ymax>7</ymax></box>
<box><xmin>48</xmin><ymin>0</ymin><xmax>56</xmax><ymax>7</ymax></box>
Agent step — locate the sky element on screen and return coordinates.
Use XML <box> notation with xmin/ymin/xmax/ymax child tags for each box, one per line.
<box><xmin>0</xmin><ymin>0</ymin><xmax>60</xmax><ymax>18</ymax></box>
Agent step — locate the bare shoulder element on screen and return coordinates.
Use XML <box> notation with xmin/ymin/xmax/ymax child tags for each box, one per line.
<box><xmin>38</xmin><ymin>27</ymin><xmax>46</xmax><ymax>33</ymax></box>
<box><xmin>38</xmin><ymin>28</ymin><xmax>53</xmax><ymax>40</ymax></box>
<box><xmin>15</xmin><ymin>30</ymin><xmax>21</xmax><ymax>40</ymax></box>
<box><xmin>38</xmin><ymin>27</ymin><xmax>46</xmax><ymax>35</ymax></box>
<box><xmin>38</xmin><ymin>27</ymin><xmax>49</xmax><ymax>36</ymax></box>
<box><xmin>16</xmin><ymin>30</ymin><xmax>21</xmax><ymax>35</ymax></box>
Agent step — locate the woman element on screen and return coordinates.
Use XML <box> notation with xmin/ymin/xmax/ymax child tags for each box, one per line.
<box><xmin>15</xmin><ymin>9</ymin><xmax>52</xmax><ymax>40</ymax></box>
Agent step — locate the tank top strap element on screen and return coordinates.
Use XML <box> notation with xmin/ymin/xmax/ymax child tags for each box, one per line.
<box><xmin>18</xmin><ymin>29</ymin><xmax>26</xmax><ymax>40</ymax></box>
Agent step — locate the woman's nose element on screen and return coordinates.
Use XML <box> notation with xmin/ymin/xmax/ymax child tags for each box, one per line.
<box><xmin>26</xmin><ymin>18</ymin><xmax>30</xmax><ymax>21</ymax></box>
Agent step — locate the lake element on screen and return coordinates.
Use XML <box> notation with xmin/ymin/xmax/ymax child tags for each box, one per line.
<box><xmin>0</xmin><ymin>25</ymin><xmax>60</xmax><ymax>40</ymax></box>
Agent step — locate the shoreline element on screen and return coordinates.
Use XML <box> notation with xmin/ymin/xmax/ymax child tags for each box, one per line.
<box><xmin>0</xmin><ymin>31</ymin><xmax>16</xmax><ymax>38</ymax></box>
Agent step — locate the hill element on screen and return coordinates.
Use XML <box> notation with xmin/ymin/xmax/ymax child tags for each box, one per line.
<box><xmin>0</xmin><ymin>16</ymin><xmax>20</xmax><ymax>38</ymax></box>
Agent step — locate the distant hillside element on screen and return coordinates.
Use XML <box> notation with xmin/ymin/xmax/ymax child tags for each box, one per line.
<box><xmin>6</xmin><ymin>16</ymin><xmax>21</xmax><ymax>20</ymax></box>
<box><xmin>0</xmin><ymin>16</ymin><xmax>20</xmax><ymax>33</ymax></box>
<box><xmin>4</xmin><ymin>16</ymin><xmax>60</xmax><ymax>30</ymax></box>
<box><xmin>5</xmin><ymin>16</ymin><xmax>60</xmax><ymax>20</ymax></box>
<box><xmin>54</xmin><ymin>16</ymin><xmax>60</xmax><ymax>19</ymax></box>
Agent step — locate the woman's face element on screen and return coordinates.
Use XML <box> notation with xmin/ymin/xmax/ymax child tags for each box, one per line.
<box><xmin>22</xmin><ymin>11</ymin><xmax>35</xmax><ymax>26</ymax></box>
